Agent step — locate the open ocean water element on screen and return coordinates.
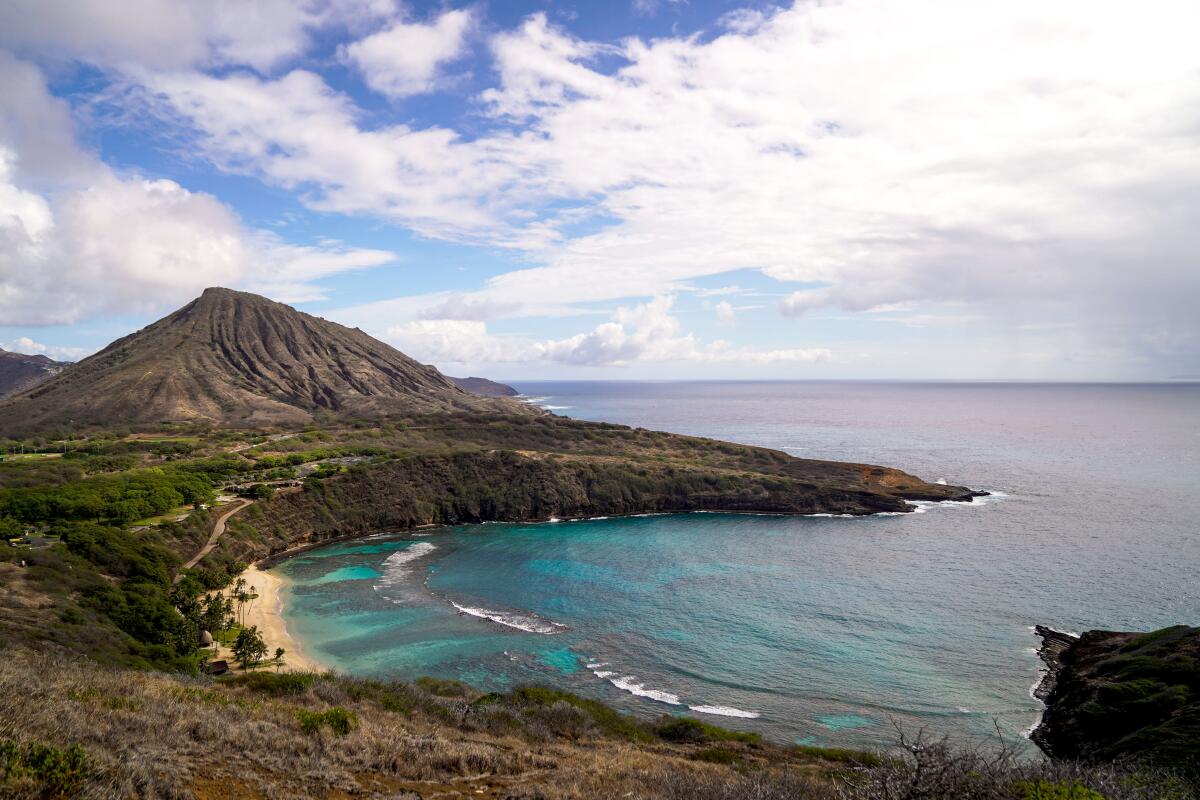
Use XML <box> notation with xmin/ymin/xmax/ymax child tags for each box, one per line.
<box><xmin>275</xmin><ymin>382</ymin><xmax>1200</xmax><ymax>749</ymax></box>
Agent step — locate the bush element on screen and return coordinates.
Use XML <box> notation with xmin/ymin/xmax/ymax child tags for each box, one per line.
<box><xmin>691</xmin><ymin>747</ymin><xmax>740</xmax><ymax>765</ymax></box>
<box><xmin>495</xmin><ymin>685</ymin><xmax>652</xmax><ymax>742</ymax></box>
<box><xmin>415</xmin><ymin>676</ymin><xmax>473</xmax><ymax>698</ymax></box>
<box><xmin>792</xmin><ymin>743</ymin><xmax>883</xmax><ymax>767</ymax></box>
<box><xmin>295</xmin><ymin>707</ymin><xmax>356</xmax><ymax>736</ymax></box>
<box><xmin>229</xmin><ymin>671</ymin><xmax>315</xmax><ymax>696</ymax></box>
<box><xmin>653</xmin><ymin>716</ymin><xmax>761</xmax><ymax>744</ymax></box>
<box><xmin>1016</xmin><ymin>780</ymin><xmax>1107</xmax><ymax>800</ymax></box>
<box><xmin>0</xmin><ymin>738</ymin><xmax>90</xmax><ymax>796</ymax></box>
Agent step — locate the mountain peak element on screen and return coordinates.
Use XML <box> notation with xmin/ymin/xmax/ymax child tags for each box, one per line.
<box><xmin>0</xmin><ymin>289</ymin><xmax>527</xmax><ymax>434</ymax></box>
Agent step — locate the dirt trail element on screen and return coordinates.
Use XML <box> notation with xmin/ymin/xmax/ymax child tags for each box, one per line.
<box><xmin>175</xmin><ymin>499</ymin><xmax>252</xmax><ymax>582</ymax></box>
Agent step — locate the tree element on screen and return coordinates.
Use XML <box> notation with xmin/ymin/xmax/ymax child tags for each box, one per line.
<box><xmin>232</xmin><ymin>626</ymin><xmax>268</xmax><ymax>669</ymax></box>
<box><xmin>273</xmin><ymin>647</ymin><xmax>285</xmax><ymax>666</ymax></box>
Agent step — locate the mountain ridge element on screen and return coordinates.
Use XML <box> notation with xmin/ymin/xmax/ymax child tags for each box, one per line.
<box><xmin>0</xmin><ymin>287</ymin><xmax>526</xmax><ymax>434</ymax></box>
<box><xmin>0</xmin><ymin>348</ymin><xmax>68</xmax><ymax>399</ymax></box>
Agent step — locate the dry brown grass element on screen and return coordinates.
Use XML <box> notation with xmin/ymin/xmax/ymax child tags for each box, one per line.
<box><xmin>5</xmin><ymin>650</ymin><xmax>1188</xmax><ymax>800</ymax></box>
<box><xmin>0</xmin><ymin>650</ymin><xmax>835</xmax><ymax>799</ymax></box>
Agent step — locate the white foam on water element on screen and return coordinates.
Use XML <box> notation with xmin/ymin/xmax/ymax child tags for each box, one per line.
<box><xmin>548</xmin><ymin>516</ymin><xmax>561</xmax><ymax>523</ymax></box>
<box><xmin>609</xmin><ymin>676</ymin><xmax>682</xmax><ymax>705</ymax></box>
<box><xmin>586</xmin><ymin>662</ymin><xmax>608</xmax><ymax>669</ymax></box>
<box><xmin>449</xmin><ymin>601</ymin><xmax>567</xmax><ymax>634</ymax></box>
<box><xmin>374</xmin><ymin>542</ymin><xmax>436</xmax><ymax>602</ymax></box>
<box><xmin>593</xmin><ymin>670</ymin><xmax>615</xmax><ymax>678</ymax></box>
<box><xmin>689</xmin><ymin>704</ymin><xmax>761</xmax><ymax>719</ymax></box>
<box><xmin>935</xmin><ymin>478</ymin><xmax>948</xmax><ymax>485</ymax></box>
<box><xmin>540</xmin><ymin>404</ymin><xmax>571</xmax><ymax>410</ymax></box>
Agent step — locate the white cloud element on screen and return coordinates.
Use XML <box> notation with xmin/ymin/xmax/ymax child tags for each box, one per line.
<box><xmin>130</xmin><ymin>0</ymin><xmax>1200</xmax><ymax>377</ymax></box>
<box><xmin>341</xmin><ymin>8</ymin><xmax>473</xmax><ymax>98</ymax></box>
<box><xmin>632</xmin><ymin>0</ymin><xmax>686</xmax><ymax>18</ymax></box>
<box><xmin>2</xmin><ymin>337</ymin><xmax>88</xmax><ymax>362</ymax></box>
<box><xmin>4</xmin><ymin>0</ymin><xmax>1196</xmax><ymax>375</ymax></box>
<box><xmin>715</xmin><ymin>300</ymin><xmax>735</xmax><ymax>325</ymax></box>
<box><xmin>0</xmin><ymin>0</ymin><xmax>395</xmax><ymax>71</ymax></box>
<box><xmin>0</xmin><ymin>56</ymin><xmax>395</xmax><ymax>326</ymax></box>
<box><xmin>386</xmin><ymin>296</ymin><xmax>830</xmax><ymax>367</ymax></box>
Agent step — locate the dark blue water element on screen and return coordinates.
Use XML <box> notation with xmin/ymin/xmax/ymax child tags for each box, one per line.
<box><xmin>277</xmin><ymin>382</ymin><xmax>1200</xmax><ymax>748</ymax></box>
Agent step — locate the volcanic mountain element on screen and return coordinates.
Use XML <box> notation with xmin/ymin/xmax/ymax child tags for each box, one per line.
<box><xmin>0</xmin><ymin>288</ymin><xmax>525</xmax><ymax>434</ymax></box>
<box><xmin>0</xmin><ymin>349</ymin><xmax>67</xmax><ymax>399</ymax></box>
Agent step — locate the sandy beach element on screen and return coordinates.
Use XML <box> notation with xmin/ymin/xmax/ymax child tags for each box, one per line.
<box><xmin>227</xmin><ymin>564</ymin><xmax>326</xmax><ymax>673</ymax></box>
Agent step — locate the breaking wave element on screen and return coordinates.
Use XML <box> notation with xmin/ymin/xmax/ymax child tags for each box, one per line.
<box><xmin>449</xmin><ymin>601</ymin><xmax>567</xmax><ymax>634</ymax></box>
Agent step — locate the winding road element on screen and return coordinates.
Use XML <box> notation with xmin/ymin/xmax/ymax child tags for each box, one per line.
<box><xmin>174</xmin><ymin>499</ymin><xmax>252</xmax><ymax>583</ymax></box>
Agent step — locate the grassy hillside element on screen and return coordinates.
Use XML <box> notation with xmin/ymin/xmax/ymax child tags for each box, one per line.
<box><xmin>0</xmin><ymin>650</ymin><xmax>1192</xmax><ymax>800</ymax></box>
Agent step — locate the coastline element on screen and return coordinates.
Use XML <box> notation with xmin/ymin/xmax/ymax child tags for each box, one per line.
<box><xmin>231</xmin><ymin>564</ymin><xmax>327</xmax><ymax>673</ymax></box>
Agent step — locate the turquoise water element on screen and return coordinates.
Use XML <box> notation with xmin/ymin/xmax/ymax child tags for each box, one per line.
<box><xmin>276</xmin><ymin>382</ymin><xmax>1200</xmax><ymax>748</ymax></box>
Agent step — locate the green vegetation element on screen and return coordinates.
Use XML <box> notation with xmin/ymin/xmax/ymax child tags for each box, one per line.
<box><xmin>1016</xmin><ymin>780</ymin><xmax>1107</xmax><ymax>800</ymax></box>
<box><xmin>0</xmin><ymin>738</ymin><xmax>90</xmax><ymax>797</ymax></box>
<box><xmin>227</xmin><ymin>671</ymin><xmax>317</xmax><ymax>696</ymax></box>
<box><xmin>791</xmin><ymin>743</ymin><xmax>884</xmax><ymax>766</ymax></box>
<box><xmin>232</xmin><ymin>626</ymin><xmax>268</xmax><ymax>669</ymax></box>
<box><xmin>1041</xmin><ymin>625</ymin><xmax>1199</xmax><ymax>771</ymax></box>
<box><xmin>653</xmin><ymin>715</ymin><xmax>763</xmax><ymax>744</ymax></box>
<box><xmin>295</xmin><ymin>707</ymin><xmax>357</xmax><ymax>736</ymax></box>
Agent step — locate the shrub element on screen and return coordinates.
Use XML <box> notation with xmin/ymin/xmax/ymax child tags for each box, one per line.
<box><xmin>0</xmin><ymin>738</ymin><xmax>90</xmax><ymax>796</ymax></box>
<box><xmin>295</xmin><ymin>707</ymin><xmax>356</xmax><ymax>736</ymax></box>
<box><xmin>497</xmin><ymin>685</ymin><xmax>651</xmax><ymax>742</ymax></box>
<box><xmin>229</xmin><ymin>671</ymin><xmax>315</xmax><ymax>696</ymax></box>
<box><xmin>692</xmin><ymin>747</ymin><xmax>740</xmax><ymax>765</ymax></box>
<box><xmin>1016</xmin><ymin>779</ymin><xmax>1107</xmax><ymax>800</ymax></box>
<box><xmin>415</xmin><ymin>676</ymin><xmax>473</xmax><ymax>698</ymax></box>
<box><xmin>653</xmin><ymin>716</ymin><xmax>762</xmax><ymax>744</ymax></box>
<box><xmin>792</xmin><ymin>743</ymin><xmax>883</xmax><ymax>767</ymax></box>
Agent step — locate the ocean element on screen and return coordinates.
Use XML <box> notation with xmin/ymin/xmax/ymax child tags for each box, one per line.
<box><xmin>274</xmin><ymin>381</ymin><xmax>1200</xmax><ymax>749</ymax></box>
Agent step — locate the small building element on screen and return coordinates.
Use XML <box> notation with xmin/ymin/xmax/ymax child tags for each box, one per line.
<box><xmin>199</xmin><ymin>630</ymin><xmax>214</xmax><ymax>647</ymax></box>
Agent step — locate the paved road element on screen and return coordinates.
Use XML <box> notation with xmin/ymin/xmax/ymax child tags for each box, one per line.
<box><xmin>174</xmin><ymin>499</ymin><xmax>252</xmax><ymax>582</ymax></box>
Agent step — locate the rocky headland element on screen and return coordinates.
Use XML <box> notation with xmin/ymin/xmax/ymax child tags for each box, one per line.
<box><xmin>1031</xmin><ymin>624</ymin><xmax>1199</xmax><ymax>771</ymax></box>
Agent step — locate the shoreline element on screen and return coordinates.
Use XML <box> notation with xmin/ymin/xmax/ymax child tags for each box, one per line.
<box><xmin>230</xmin><ymin>564</ymin><xmax>328</xmax><ymax>673</ymax></box>
<box><xmin>256</xmin><ymin>493</ymin><xmax>996</xmax><ymax>569</ymax></box>
<box><xmin>244</xmin><ymin>494</ymin><xmax>997</xmax><ymax>676</ymax></box>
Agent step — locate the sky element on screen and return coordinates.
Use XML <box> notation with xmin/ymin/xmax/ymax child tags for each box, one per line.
<box><xmin>0</xmin><ymin>0</ymin><xmax>1197</xmax><ymax>381</ymax></box>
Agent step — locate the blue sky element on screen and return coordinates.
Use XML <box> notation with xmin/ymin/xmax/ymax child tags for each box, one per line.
<box><xmin>0</xmin><ymin>0</ymin><xmax>1197</xmax><ymax>380</ymax></box>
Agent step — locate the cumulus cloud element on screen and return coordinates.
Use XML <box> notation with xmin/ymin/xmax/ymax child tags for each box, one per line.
<box><xmin>5</xmin><ymin>1</ymin><xmax>1199</xmax><ymax>374</ymax></box>
<box><xmin>341</xmin><ymin>8</ymin><xmax>473</xmax><ymax>98</ymax></box>
<box><xmin>386</xmin><ymin>296</ymin><xmax>830</xmax><ymax>367</ymax></box>
<box><xmin>126</xmin><ymin>0</ymin><xmax>1200</xmax><ymax>375</ymax></box>
<box><xmin>1</xmin><ymin>337</ymin><xmax>88</xmax><ymax>362</ymax></box>
<box><xmin>0</xmin><ymin>56</ymin><xmax>395</xmax><ymax>326</ymax></box>
<box><xmin>715</xmin><ymin>301</ymin><xmax>735</xmax><ymax>326</ymax></box>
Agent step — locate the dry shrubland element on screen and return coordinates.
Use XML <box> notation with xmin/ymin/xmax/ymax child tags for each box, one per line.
<box><xmin>1</xmin><ymin>649</ymin><xmax>1193</xmax><ymax>800</ymax></box>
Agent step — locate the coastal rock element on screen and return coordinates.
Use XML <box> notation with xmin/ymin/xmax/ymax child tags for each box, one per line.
<box><xmin>449</xmin><ymin>376</ymin><xmax>520</xmax><ymax>397</ymax></box>
<box><xmin>1031</xmin><ymin>624</ymin><xmax>1079</xmax><ymax>703</ymax></box>
<box><xmin>1031</xmin><ymin>624</ymin><xmax>1200</xmax><ymax>770</ymax></box>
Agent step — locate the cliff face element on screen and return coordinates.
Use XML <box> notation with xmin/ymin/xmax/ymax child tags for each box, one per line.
<box><xmin>226</xmin><ymin>449</ymin><xmax>973</xmax><ymax>565</ymax></box>
<box><xmin>1032</xmin><ymin>624</ymin><xmax>1200</xmax><ymax>771</ymax></box>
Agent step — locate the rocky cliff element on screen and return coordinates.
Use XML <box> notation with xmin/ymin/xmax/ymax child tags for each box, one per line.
<box><xmin>1031</xmin><ymin>624</ymin><xmax>1200</xmax><ymax>771</ymax></box>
